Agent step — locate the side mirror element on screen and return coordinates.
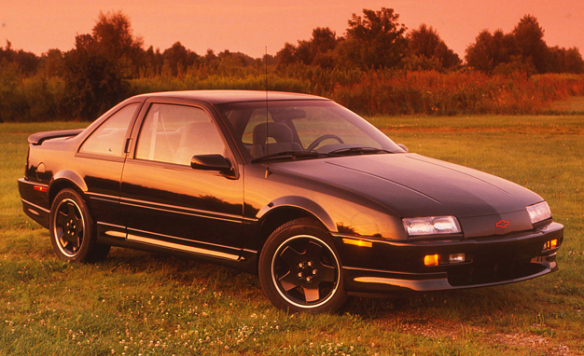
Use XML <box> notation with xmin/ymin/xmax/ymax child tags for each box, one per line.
<box><xmin>398</xmin><ymin>144</ymin><xmax>409</xmax><ymax>153</ymax></box>
<box><xmin>191</xmin><ymin>154</ymin><xmax>232</xmax><ymax>173</ymax></box>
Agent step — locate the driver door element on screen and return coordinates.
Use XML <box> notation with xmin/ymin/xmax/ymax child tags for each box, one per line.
<box><xmin>119</xmin><ymin>101</ymin><xmax>244</xmax><ymax>261</ymax></box>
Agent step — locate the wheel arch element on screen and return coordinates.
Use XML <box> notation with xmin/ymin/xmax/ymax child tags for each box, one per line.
<box><xmin>253</xmin><ymin>196</ymin><xmax>336</xmax><ymax>263</ymax></box>
<box><xmin>48</xmin><ymin>170</ymin><xmax>88</xmax><ymax>205</ymax></box>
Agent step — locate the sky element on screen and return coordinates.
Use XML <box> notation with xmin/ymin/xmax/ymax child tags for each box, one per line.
<box><xmin>2</xmin><ymin>0</ymin><xmax>583</xmax><ymax>60</ymax></box>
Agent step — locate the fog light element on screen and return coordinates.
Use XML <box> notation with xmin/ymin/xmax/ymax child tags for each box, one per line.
<box><xmin>543</xmin><ymin>239</ymin><xmax>558</xmax><ymax>251</ymax></box>
<box><xmin>449</xmin><ymin>253</ymin><xmax>466</xmax><ymax>263</ymax></box>
<box><xmin>424</xmin><ymin>254</ymin><xmax>440</xmax><ymax>266</ymax></box>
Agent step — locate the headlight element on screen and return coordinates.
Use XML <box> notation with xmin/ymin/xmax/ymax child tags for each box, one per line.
<box><xmin>526</xmin><ymin>201</ymin><xmax>552</xmax><ymax>224</ymax></box>
<box><xmin>402</xmin><ymin>216</ymin><xmax>461</xmax><ymax>236</ymax></box>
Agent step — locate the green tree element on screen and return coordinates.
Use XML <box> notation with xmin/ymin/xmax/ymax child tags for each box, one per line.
<box><xmin>512</xmin><ymin>15</ymin><xmax>549</xmax><ymax>73</ymax></box>
<box><xmin>275</xmin><ymin>43</ymin><xmax>297</xmax><ymax>68</ymax></box>
<box><xmin>92</xmin><ymin>11</ymin><xmax>144</xmax><ymax>76</ymax></box>
<box><xmin>465</xmin><ymin>29</ymin><xmax>519</xmax><ymax>73</ymax></box>
<box><xmin>406</xmin><ymin>24</ymin><xmax>461</xmax><ymax>70</ymax></box>
<box><xmin>64</xmin><ymin>11</ymin><xmax>143</xmax><ymax>120</ymax></box>
<box><xmin>408</xmin><ymin>25</ymin><xmax>441</xmax><ymax>59</ymax></box>
<box><xmin>308</xmin><ymin>27</ymin><xmax>338</xmax><ymax>68</ymax></box>
<box><xmin>65</xmin><ymin>34</ymin><xmax>128</xmax><ymax>119</ymax></box>
<box><xmin>547</xmin><ymin>46</ymin><xmax>584</xmax><ymax>74</ymax></box>
<box><xmin>141</xmin><ymin>46</ymin><xmax>164</xmax><ymax>77</ymax></box>
<box><xmin>162</xmin><ymin>42</ymin><xmax>198</xmax><ymax>77</ymax></box>
<box><xmin>338</xmin><ymin>8</ymin><xmax>408</xmax><ymax>69</ymax></box>
<box><xmin>0</xmin><ymin>40</ymin><xmax>40</xmax><ymax>76</ymax></box>
<box><xmin>275</xmin><ymin>27</ymin><xmax>338</xmax><ymax>69</ymax></box>
<box><xmin>39</xmin><ymin>49</ymin><xmax>66</xmax><ymax>77</ymax></box>
<box><xmin>465</xmin><ymin>30</ymin><xmax>495</xmax><ymax>72</ymax></box>
<box><xmin>0</xmin><ymin>59</ymin><xmax>24</xmax><ymax>122</ymax></box>
<box><xmin>563</xmin><ymin>47</ymin><xmax>584</xmax><ymax>73</ymax></box>
<box><xmin>466</xmin><ymin>15</ymin><xmax>581</xmax><ymax>74</ymax></box>
<box><xmin>216</xmin><ymin>50</ymin><xmax>256</xmax><ymax>76</ymax></box>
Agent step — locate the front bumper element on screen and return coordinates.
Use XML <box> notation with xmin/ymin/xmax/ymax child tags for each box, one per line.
<box><xmin>333</xmin><ymin>222</ymin><xmax>563</xmax><ymax>294</ymax></box>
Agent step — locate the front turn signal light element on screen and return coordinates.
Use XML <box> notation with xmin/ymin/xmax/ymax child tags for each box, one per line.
<box><xmin>425</xmin><ymin>253</ymin><xmax>466</xmax><ymax>266</ymax></box>
<box><xmin>424</xmin><ymin>254</ymin><xmax>440</xmax><ymax>266</ymax></box>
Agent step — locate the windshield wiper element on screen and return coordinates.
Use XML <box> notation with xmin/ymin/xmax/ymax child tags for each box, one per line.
<box><xmin>251</xmin><ymin>150</ymin><xmax>322</xmax><ymax>163</ymax></box>
<box><xmin>326</xmin><ymin>147</ymin><xmax>392</xmax><ymax>156</ymax></box>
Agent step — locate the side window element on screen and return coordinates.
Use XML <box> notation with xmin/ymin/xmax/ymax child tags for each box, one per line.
<box><xmin>79</xmin><ymin>103</ymin><xmax>140</xmax><ymax>157</ymax></box>
<box><xmin>135</xmin><ymin>104</ymin><xmax>226</xmax><ymax>165</ymax></box>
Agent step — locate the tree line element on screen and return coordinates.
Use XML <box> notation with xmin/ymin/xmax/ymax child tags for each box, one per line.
<box><xmin>1</xmin><ymin>8</ymin><xmax>583</xmax><ymax>122</ymax></box>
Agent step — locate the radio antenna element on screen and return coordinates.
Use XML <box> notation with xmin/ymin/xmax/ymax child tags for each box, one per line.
<box><xmin>265</xmin><ymin>46</ymin><xmax>269</xmax><ymax>95</ymax></box>
<box><xmin>264</xmin><ymin>46</ymin><xmax>271</xmax><ymax>178</ymax></box>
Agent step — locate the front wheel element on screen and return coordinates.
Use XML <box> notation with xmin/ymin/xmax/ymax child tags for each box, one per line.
<box><xmin>258</xmin><ymin>218</ymin><xmax>347</xmax><ymax>313</ymax></box>
<box><xmin>49</xmin><ymin>189</ymin><xmax>110</xmax><ymax>262</ymax></box>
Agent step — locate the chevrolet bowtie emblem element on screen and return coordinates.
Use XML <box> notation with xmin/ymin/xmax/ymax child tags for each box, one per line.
<box><xmin>496</xmin><ymin>220</ymin><xmax>510</xmax><ymax>228</ymax></box>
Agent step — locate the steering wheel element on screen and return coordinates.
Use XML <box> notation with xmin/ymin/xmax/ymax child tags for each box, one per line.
<box><xmin>306</xmin><ymin>134</ymin><xmax>344</xmax><ymax>152</ymax></box>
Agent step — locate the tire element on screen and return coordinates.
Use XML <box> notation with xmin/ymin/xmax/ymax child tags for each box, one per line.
<box><xmin>258</xmin><ymin>217</ymin><xmax>347</xmax><ymax>313</ymax></box>
<box><xmin>49</xmin><ymin>189</ymin><xmax>110</xmax><ymax>262</ymax></box>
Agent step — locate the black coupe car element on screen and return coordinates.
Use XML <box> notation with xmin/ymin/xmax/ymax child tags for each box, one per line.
<box><xmin>18</xmin><ymin>90</ymin><xmax>563</xmax><ymax>313</ymax></box>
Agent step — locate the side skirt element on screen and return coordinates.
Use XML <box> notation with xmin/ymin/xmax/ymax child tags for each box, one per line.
<box><xmin>97</xmin><ymin>223</ymin><xmax>258</xmax><ymax>274</ymax></box>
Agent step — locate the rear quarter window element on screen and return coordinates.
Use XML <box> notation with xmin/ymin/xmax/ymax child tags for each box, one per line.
<box><xmin>79</xmin><ymin>103</ymin><xmax>140</xmax><ymax>156</ymax></box>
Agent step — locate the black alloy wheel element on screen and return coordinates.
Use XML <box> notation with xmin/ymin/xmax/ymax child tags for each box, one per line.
<box><xmin>49</xmin><ymin>189</ymin><xmax>110</xmax><ymax>262</ymax></box>
<box><xmin>259</xmin><ymin>218</ymin><xmax>347</xmax><ymax>313</ymax></box>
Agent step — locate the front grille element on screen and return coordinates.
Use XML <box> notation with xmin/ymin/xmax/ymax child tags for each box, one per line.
<box><xmin>447</xmin><ymin>258</ymin><xmax>548</xmax><ymax>286</ymax></box>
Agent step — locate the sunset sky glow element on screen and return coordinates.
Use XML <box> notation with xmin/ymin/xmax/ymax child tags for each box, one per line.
<box><xmin>3</xmin><ymin>0</ymin><xmax>583</xmax><ymax>59</ymax></box>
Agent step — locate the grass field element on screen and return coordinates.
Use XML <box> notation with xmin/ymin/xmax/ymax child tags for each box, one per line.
<box><xmin>1</xmin><ymin>116</ymin><xmax>583</xmax><ymax>355</ymax></box>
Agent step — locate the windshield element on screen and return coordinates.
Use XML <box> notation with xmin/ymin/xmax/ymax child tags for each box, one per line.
<box><xmin>217</xmin><ymin>100</ymin><xmax>405</xmax><ymax>163</ymax></box>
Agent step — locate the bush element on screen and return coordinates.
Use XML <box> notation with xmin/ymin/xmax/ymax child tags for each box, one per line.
<box><xmin>20</xmin><ymin>76</ymin><xmax>68</xmax><ymax>122</ymax></box>
<box><xmin>2</xmin><ymin>67</ymin><xmax>584</xmax><ymax>122</ymax></box>
<box><xmin>330</xmin><ymin>70</ymin><xmax>584</xmax><ymax>116</ymax></box>
<box><xmin>0</xmin><ymin>61</ymin><xmax>26</xmax><ymax>122</ymax></box>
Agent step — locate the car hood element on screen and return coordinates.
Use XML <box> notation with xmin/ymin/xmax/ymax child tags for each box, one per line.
<box><xmin>272</xmin><ymin>154</ymin><xmax>542</xmax><ymax>236</ymax></box>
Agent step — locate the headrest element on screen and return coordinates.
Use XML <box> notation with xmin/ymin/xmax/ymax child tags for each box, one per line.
<box><xmin>253</xmin><ymin>122</ymin><xmax>293</xmax><ymax>144</ymax></box>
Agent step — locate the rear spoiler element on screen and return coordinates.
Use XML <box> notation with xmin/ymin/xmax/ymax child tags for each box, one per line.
<box><xmin>28</xmin><ymin>129</ymin><xmax>85</xmax><ymax>145</ymax></box>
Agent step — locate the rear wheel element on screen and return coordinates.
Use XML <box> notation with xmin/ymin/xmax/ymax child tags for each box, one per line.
<box><xmin>259</xmin><ymin>218</ymin><xmax>347</xmax><ymax>313</ymax></box>
<box><xmin>49</xmin><ymin>189</ymin><xmax>110</xmax><ymax>262</ymax></box>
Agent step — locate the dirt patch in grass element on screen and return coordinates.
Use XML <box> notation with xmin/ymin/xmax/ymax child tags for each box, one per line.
<box><xmin>392</xmin><ymin>317</ymin><xmax>575</xmax><ymax>356</ymax></box>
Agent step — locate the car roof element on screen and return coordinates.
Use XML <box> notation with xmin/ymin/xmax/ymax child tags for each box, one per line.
<box><xmin>134</xmin><ymin>90</ymin><xmax>329</xmax><ymax>105</ymax></box>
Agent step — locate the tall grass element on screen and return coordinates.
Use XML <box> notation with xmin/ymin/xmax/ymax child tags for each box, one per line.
<box><xmin>1</xmin><ymin>116</ymin><xmax>583</xmax><ymax>355</ymax></box>
<box><xmin>2</xmin><ymin>67</ymin><xmax>584</xmax><ymax>122</ymax></box>
<box><xmin>129</xmin><ymin>74</ymin><xmax>308</xmax><ymax>95</ymax></box>
<box><xmin>130</xmin><ymin>69</ymin><xmax>584</xmax><ymax>117</ymax></box>
<box><xmin>333</xmin><ymin>71</ymin><xmax>584</xmax><ymax>115</ymax></box>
